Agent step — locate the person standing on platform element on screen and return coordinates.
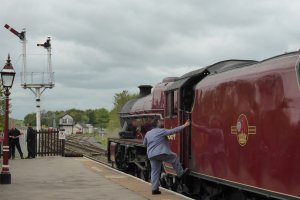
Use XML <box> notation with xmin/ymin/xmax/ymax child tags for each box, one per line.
<box><xmin>26</xmin><ymin>123</ymin><xmax>36</xmax><ymax>159</ymax></box>
<box><xmin>143</xmin><ymin>118</ymin><xmax>191</xmax><ymax>195</ymax></box>
<box><xmin>9</xmin><ymin>127</ymin><xmax>15</xmax><ymax>159</ymax></box>
<box><xmin>9</xmin><ymin>126</ymin><xmax>24</xmax><ymax>159</ymax></box>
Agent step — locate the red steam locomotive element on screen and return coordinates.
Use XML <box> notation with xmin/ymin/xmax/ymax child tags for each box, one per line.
<box><xmin>108</xmin><ymin>51</ymin><xmax>300</xmax><ymax>200</ymax></box>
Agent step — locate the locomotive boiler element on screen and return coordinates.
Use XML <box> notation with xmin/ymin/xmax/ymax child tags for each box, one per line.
<box><xmin>107</xmin><ymin>78</ymin><xmax>177</xmax><ymax>180</ymax></box>
<box><xmin>108</xmin><ymin>51</ymin><xmax>300</xmax><ymax>200</ymax></box>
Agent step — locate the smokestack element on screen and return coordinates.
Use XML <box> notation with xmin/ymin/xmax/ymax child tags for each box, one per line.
<box><xmin>138</xmin><ymin>85</ymin><xmax>152</xmax><ymax>97</ymax></box>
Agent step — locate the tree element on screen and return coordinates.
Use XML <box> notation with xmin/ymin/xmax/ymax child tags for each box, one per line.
<box><xmin>95</xmin><ymin>108</ymin><xmax>109</xmax><ymax>128</ymax></box>
<box><xmin>40</xmin><ymin>110</ymin><xmax>59</xmax><ymax>127</ymax></box>
<box><xmin>112</xmin><ymin>90</ymin><xmax>138</xmax><ymax>113</ymax></box>
<box><xmin>66</xmin><ymin>108</ymin><xmax>86</xmax><ymax>123</ymax></box>
<box><xmin>86</xmin><ymin>109</ymin><xmax>96</xmax><ymax>125</ymax></box>
<box><xmin>107</xmin><ymin>90</ymin><xmax>138</xmax><ymax>131</ymax></box>
<box><xmin>24</xmin><ymin>113</ymin><xmax>36</xmax><ymax>126</ymax></box>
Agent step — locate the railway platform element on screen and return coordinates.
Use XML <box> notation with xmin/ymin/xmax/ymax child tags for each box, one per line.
<box><xmin>0</xmin><ymin>156</ymin><xmax>192</xmax><ymax>200</ymax></box>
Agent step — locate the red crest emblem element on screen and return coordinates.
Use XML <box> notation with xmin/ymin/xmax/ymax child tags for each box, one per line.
<box><xmin>231</xmin><ymin>114</ymin><xmax>256</xmax><ymax>146</ymax></box>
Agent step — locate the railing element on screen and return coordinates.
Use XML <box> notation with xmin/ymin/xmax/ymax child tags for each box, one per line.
<box><xmin>20</xmin><ymin>72</ymin><xmax>55</xmax><ymax>87</ymax></box>
<box><xmin>36</xmin><ymin>130</ymin><xmax>65</xmax><ymax>156</ymax></box>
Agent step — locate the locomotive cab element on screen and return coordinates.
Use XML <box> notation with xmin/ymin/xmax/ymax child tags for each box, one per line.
<box><xmin>162</xmin><ymin>60</ymin><xmax>258</xmax><ymax>193</ymax></box>
<box><xmin>163</xmin><ymin>67</ymin><xmax>210</xmax><ymax>180</ymax></box>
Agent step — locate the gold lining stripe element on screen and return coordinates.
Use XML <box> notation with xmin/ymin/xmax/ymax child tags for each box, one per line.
<box><xmin>231</xmin><ymin>126</ymin><xmax>237</xmax><ymax>134</ymax></box>
<box><xmin>248</xmin><ymin>126</ymin><xmax>256</xmax><ymax>134</ymax></box>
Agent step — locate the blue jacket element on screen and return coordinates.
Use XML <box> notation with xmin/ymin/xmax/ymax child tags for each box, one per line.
<box><xmin>143</xmin><ymin>125</ymin><xmax>185</xmax><ymax>159</ymax></box>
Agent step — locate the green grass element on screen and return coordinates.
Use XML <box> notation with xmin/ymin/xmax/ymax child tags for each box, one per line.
<box><xmin>94</xmin><ymin>133</ymin><xmax>108</xmax><ymax>150</ymax></box>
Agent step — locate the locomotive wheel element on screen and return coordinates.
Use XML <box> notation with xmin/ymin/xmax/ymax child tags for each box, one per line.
<box><xmin>135</xmin><ymin>167</ymin><xmax>141</xmax><ymax>178</ymax></box>
<box><xmin>172</xmin><ymin>177</ymin><xmax>190</xmax><ymax>195</ymax></box>
<box><xmin>136</xmin><ymin>167</ymin><xmax>144</xmax><ymax>180</ymax></box>
<box><xmin>160</xmin><ymin>173</ymin><xmax>173</xmax><ymax>189</ymax></box>
<box><xmin>140</xmin><ymin>161</ymin><xmax>151</xmax><ymax>182</ymax></box>
<box><xmin>172</xmin><ymin>178</ymin><xmax>183</xmax><ymax>193</ymax></box>
<box><xmin>176</xmin><ymin>183</ymin><xmax>184</xmax><ymax>193</ymax></box>
<box><xmin>140</xmin><ymin>169</ymin><xmax>150</xmax><ymax>182</ymax></box>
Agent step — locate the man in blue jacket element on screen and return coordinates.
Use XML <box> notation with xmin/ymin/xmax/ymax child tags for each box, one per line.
<box><xmin>143</xmin><ymin>118</ymin><xmax>191</xmax><ymax>195</ymax></box>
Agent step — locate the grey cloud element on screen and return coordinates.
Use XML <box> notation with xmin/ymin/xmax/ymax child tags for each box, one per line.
<box><xmin>1</xmin><ymin>0</ymin><xmax>300</xmax><ymax>119</ymax></box>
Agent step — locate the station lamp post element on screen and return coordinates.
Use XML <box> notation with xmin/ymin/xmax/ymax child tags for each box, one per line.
<box><xmin>0</xmin><ymin>54</ymin><xmax>15</xmax><ymax>184</ymax></box>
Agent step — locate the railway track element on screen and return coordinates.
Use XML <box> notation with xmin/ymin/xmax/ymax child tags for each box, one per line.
<box><xmin>64</xmin><ymin>135</ymin><xmax>109</xmax><ymax>165</ymax></box>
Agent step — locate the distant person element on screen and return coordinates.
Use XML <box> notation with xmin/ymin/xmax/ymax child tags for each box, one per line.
<box><xmin>26</xmin><ymin>123</ymin><xmax>36</xmax><ymax>159</ymax></box>
<box><xmin>9</xmin><ymin>126</ymin><xmax>24</xmax><ymax>159</ymax></box>
<box><xmin>9</xmin><ymin>127</ymin><xmax>16</xmax><ymax>159</ymax></box>
<box><xmin>143</xmin><ymin>118</ymin><xmax>191</xmax><ymax>195</ymax></box>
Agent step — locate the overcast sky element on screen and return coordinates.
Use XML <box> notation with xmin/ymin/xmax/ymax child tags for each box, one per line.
<box><xmin>1</xmin><ymin>0</ymin><xmax>300</xmax><ymax>120</ymax></box>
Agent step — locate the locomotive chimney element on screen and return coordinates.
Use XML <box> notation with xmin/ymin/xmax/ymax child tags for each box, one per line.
<box><xmin>138</xmin><ymin>85</ymin><xmax>152</xmax><ymax>97</ymax></box>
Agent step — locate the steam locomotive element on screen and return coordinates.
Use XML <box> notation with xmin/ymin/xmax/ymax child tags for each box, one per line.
<box><xmin>107</xmin><ymin>51</ymin><xmax>300</xmax><ymax>200</ymax></box>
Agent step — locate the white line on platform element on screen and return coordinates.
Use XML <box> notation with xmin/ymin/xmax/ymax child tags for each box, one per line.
<box><xmin>91</xmin><ymin>166</ymin><xmax>103</xmax><ymax>172</ymax></box>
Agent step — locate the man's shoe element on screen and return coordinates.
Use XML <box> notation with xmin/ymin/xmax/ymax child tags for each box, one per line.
<box><xmin>152</xmin><ymin>190</ymin><xmax>161</xmax><ymax>195</ymax></box>
<box><xmin>178</xmin><ymin>168</ymin><xmax>190</xmax><ymax>178</ymax></box>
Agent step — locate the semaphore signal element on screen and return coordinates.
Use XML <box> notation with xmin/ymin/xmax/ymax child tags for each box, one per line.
<box><xmin>4</xmin><ymin>24</ymin><xmax>25</xmax><ymax>40</ymax></box>
<box><xmin>4</xmin><ymin>24</ymin><xmax>55</xmax><ymax>131</ymax></box>
<box><xmin>37</xmin><ymin>37</ymin><xmax>51</xmax><ymax>48</ymax></box>
<box><xmin>4</xmin><ymin>24</ymin><xmax>27</xmax><ymax>86</ymax></box>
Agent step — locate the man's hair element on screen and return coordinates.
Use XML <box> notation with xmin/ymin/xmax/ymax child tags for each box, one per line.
<box><xmin>151</xmin><ymin>118</ymin><xmax>160</xmax><ymax>127</ymax></box>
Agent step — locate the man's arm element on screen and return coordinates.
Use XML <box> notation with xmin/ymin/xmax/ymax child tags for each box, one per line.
<box><xmin>164</xmin><ymin>120</ymin><xmax>191</xmax><ymax>136</ymax></box>
<box><xmin>9</xmin><ymin>130</ymin><xmax>15</xmax><ymax>139</ymax></box>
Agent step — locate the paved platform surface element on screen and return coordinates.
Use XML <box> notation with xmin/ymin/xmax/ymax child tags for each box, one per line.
<box><xmin>0</xmin><ymin>156</ymin><xmax>192</xmax><ymax>200</ymax></box>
